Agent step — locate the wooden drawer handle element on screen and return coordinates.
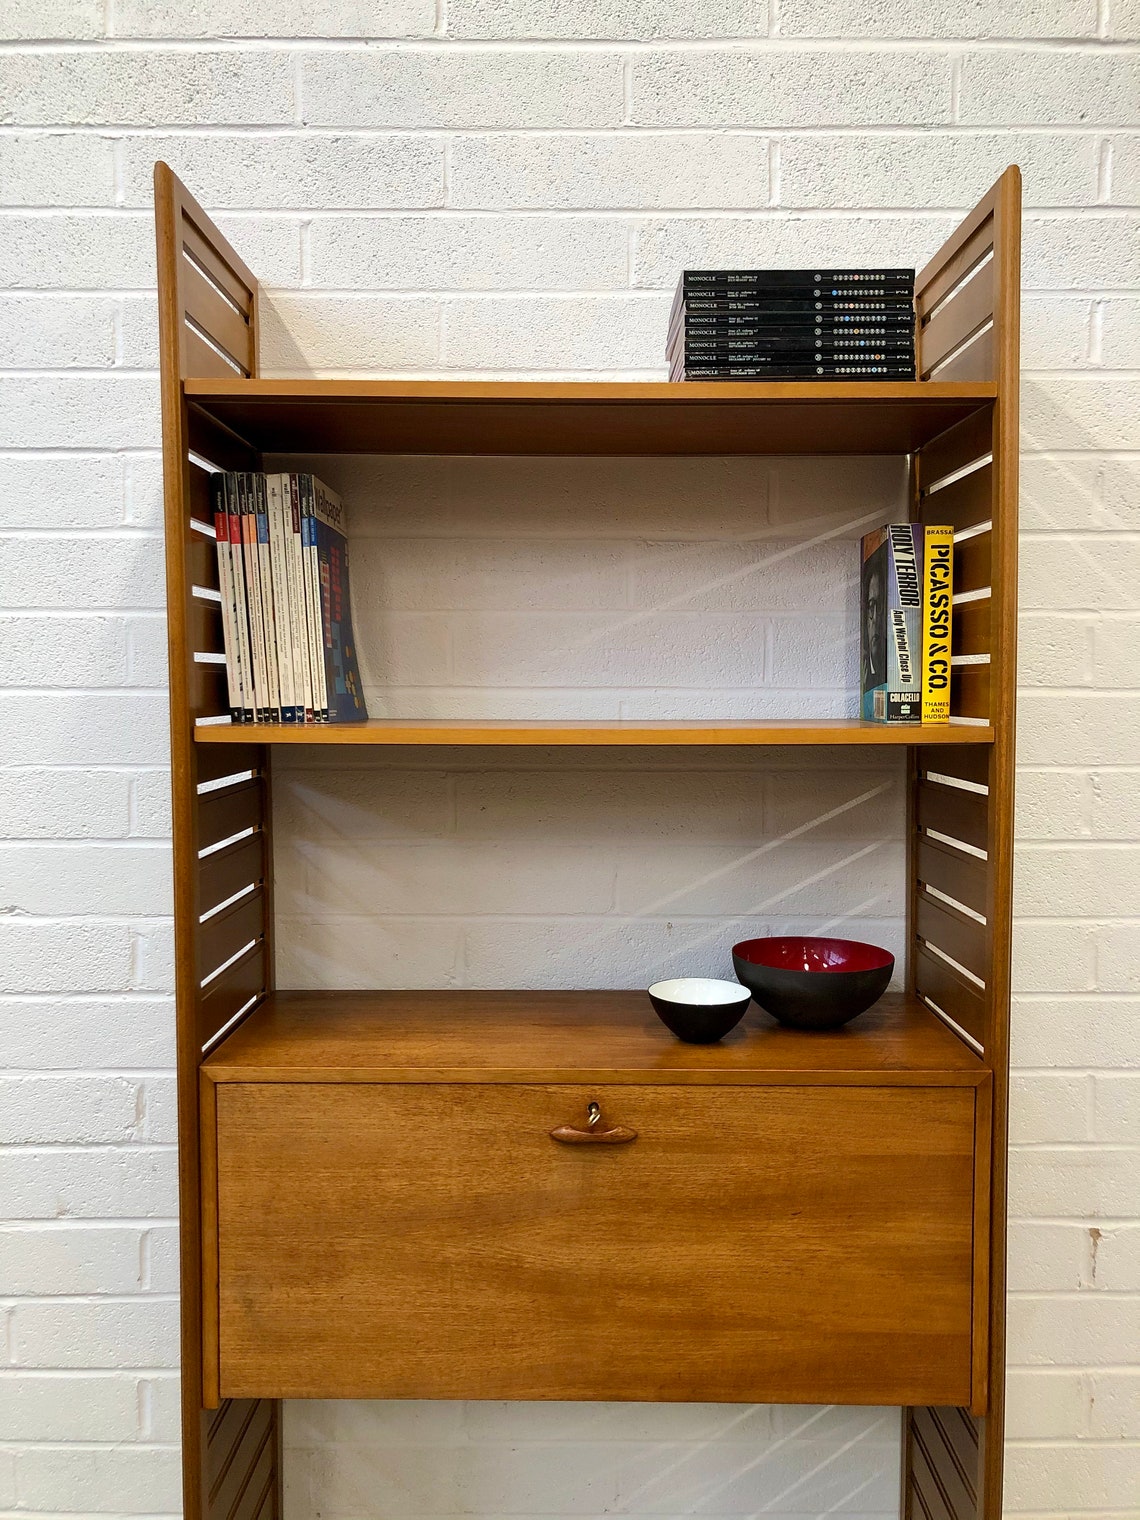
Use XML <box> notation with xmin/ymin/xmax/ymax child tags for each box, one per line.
<box><xmin>550</xmin><ymin>1101</ymin><xmax>637</xmax><ymax>1146</ymax></box>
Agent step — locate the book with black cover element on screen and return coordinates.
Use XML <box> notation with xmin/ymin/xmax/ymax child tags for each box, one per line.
<box><xmin>677</xmin><ymin>312</ymin><xmax>915</xmax><ymax>331</ymax></box>
<box><xmin>669</xmin><ymin>360</ymin><xmax>915</xmax><ymax>378</ymax></box>
<box><xmin>668</xmin><ymin>333</ymin><xmax>916</xmax><ymax>358</ymax></box>
<box><xmin>677</xmin><ymin>300</ymin><xmax>918</xmax><ymax>316</ymax></box>
<box><xmin>680</xmin><ymin>269</ymin><xmax>914</xmax><ymax>288</ymax></box>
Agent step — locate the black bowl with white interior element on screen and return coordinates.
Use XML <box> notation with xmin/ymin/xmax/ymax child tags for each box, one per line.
<box><xmin>647</xmin><ymin>977</ymin><xmax>752</xmax><ymax>1044</ymax></box>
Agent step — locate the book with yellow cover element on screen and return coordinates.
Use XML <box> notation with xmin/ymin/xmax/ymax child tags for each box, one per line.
<box><xmin>921</xmin><ymin>525</ymin><xmax>954</xmax><ymax>722</ymax></box>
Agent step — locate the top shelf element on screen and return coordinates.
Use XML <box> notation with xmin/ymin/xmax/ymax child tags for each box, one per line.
<box><xmin>185</xmin><ymin>378</ymin><xmax>996</xmax><ymax>457</ymax></box>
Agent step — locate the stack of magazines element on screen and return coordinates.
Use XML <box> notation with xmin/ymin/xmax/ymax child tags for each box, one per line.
<box><xmin>668</xmin><ymin>269</ymin><xmax>916</xmax><ymax>381</ymax></box>
<box><xmin>211</xmin><ymin>471</ymin><xmax>368</xmax><ymax>725</ymax></box>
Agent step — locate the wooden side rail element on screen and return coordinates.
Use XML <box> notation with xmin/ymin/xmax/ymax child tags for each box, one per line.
<box><xmin>905</xmin><ymin>165</ymin><xmax>1021</xmax><ymax>1520</ymax></box>
<box><xmin>154</xmin><ymin>162</ymin><xmax>279</xmax><ymax>1520</ymax></box>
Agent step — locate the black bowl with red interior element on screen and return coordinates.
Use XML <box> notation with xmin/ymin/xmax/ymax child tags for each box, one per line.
<box><xmin>731</xmin><ymin>936</ymin><xmax>894</xmax><ymax>1031</ymax></box>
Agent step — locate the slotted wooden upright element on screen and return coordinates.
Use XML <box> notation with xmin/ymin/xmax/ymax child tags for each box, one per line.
<box><xmin>156</xmin><ymin>162</ymin><xmax>1019</xmax><ymax>1520</ymax></box>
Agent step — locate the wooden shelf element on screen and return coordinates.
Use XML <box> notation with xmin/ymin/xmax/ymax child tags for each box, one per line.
<box><xmin>204</xmin><ymin>989</ymin><xmax>984</xmax><ymax>1086</ymax></box>
<box><xmin>195</xmin><ymin>717</ymin><xmax>994</xmax><ymax>747</ymax></box>
<box><xmin>184</xmin><ymin>377</ymin><xmax>996</xmax><ymax>457</ymax></box>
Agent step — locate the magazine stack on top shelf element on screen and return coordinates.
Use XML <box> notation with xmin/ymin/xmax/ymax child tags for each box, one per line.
<box><xmin>668</xmin><ymin>269</ymin><xmax>917</xmax><ymax>381</ymax></box>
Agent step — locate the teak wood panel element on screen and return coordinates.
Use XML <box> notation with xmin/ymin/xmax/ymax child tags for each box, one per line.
<box><xmin>155</xmin><ymin>162</ymin><xmax>279</xmax><ymax>1520</ymax></box>
<box><xmin>183</xmin><ymin>376</ymin><xmax>996</xmax><ymax>456</ymax></box>
<box><xmin>208</xmin><ymin>1082</ymin><xmax>980</xmax><ymax>1409</ymax></box>
<box><xmin>194</xmin><ymin>716</ymin><xmax>996</xmax><ymax>747</ymax></box>
<box><xmin>203</xmin><ymin>989</ymin><xmax>985</xmax><ymax>1084</ymax></box>
<box><xmin>907</xmin><ymin>166</ymin><xmax>1020</xmax><ymax>1520</ymax></box>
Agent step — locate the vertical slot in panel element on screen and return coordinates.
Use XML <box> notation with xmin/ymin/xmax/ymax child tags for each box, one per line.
<box><xmin>198</xmin><ymin>780</ymin><xmax>264</xmax><ymax>854</ymax></box>
<box><xmin>917</xmin><ymin>745</ymin><xmax>990</xmax><ymax>790</ymax></box>
<box><xmin>916</xmin><ymin>780</ymin><xmax>988</xmax><ymax>854</ymax></box>
<box><xmin>200</xmin><ymin>834</ymin><xmax>266</xmax><ymax>922</ymax></box>
<box><xmin>917</xmin><ymin>894</ymin><xmax>987</xmax><ymax>986</ymax></box>
<box><xmin>184</xmin><ymin>325</ymin><xmax>245</xmax><ymax>380</ymax></box>
<box><xmin>917</xmin><ymin>837</ymin><xmax>987</xmax><ymax>922</ymax></box>
<box><xmin>197</xmin><ymin>891</ymin><xmax>266</xmax><ymax>986</ymax></box>
<box><xmin>921</xmin><ymin>263</ymin><xmax>995</xmax><ymax>381</ymax></box>
<box><xmin>950</xmin><ymin>663</ymin><xmax>992</xmax><ymax>721</ymax></box>
<box><xmin>923</xmin><ymin>463</ymin><xmax>993</xmax><ymax>534</ymax></box>
<box><xmin>918</xmin><ymin>410</ymin><xmax>993</xmax><ymax>495</ymax></box>
<box><xmin>913</xmin><ymin>945</ymin><xmax>987</xmax><ymax>1046</ymax></box>
<box><xmin>927</xmin><ymin>328</ymin><xmax>995</xmax><ymax>385</ymax></box>
<box><xmin>954</xmin><ymin>532</ymin><xmax>992</xmax><ymax>598</ymax></box>
<box><xmin>196</xmin><ymin>742</ymin><xmax>263</xmax><ymax>786</ymax></box>
<box><xmin>181</xmin><ymin>214</ymin><xmax>255</xmax><ymax>318</ymax></box>
<box><xmin>188</xmin><ymin>592</ymin><xmax>226</xmax><ymax>658</ymax></box>
<box><xmin>952</xmin><ymin>599</ymin><xmax>992</xmax><ymax>660</ymax></box>
<box><xmin>197</xmin><ymin>943</ymin><xmax>266</xmax><ymax>1051</ymax></box>
<box><xmin>917</xmin><ymin>216</ymin><xmax>995</xmax><ymax>321</ymax></box>
<box><xmin>183</xmin><ymin>258</ymin><xmax>254</xmax><ymax>376</ymax></box>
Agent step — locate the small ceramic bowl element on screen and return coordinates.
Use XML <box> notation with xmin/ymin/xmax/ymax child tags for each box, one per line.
<box><xmin>647</xmin><ymin>977</ymin><xmax>752</xmax><ymax>1044</ymax></box>
<box><xmin>732</xmin><ymin>936</ymin><xmax>894</xmax><ymax>1031</ymax></box>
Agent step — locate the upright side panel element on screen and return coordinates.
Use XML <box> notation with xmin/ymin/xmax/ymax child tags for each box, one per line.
<box><xmin>154</xmin><ymin>163</ymin><xmax>279</xmax><ymax>1520</ymax></box>
<box><xmin>905</xmin><ymin>167</ymin><xmax>1021</xmax><ymax>1520</ymax></box>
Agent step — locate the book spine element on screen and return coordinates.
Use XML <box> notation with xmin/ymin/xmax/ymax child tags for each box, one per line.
<box><xmin>211</xmin><ymin>475</ymin><xmax>243</xmax><ymax>723</ymax></box>
<box><xmin>266</xmin><ymin>474</ymin><xmax>297</xmax><ymax>722</ymax></box>
<box><xmin>238</xmin><ymin>474</ymin><xmax>269</xmax><ymax>723</ymax></box>
<box><xmin>310</xmin><ymin>475</ymin><xmax>367</xmax><ymax>723</ymax></box>
<box><xmin>922</xmin><ymin>524</ymin><xmax>955</xmax><ymax>723</ymax></box>
<box><xmin>312</xmin><ymin>476</ymin><xmax>341</xmax><ymax>723</ymax></box>
<box><xmin>254</xmin><ymin>475</ymin><xmax>283</xmax><ymax>722</ymax></box>
<box><xmin>677</xmin><ymin>313</ymin><xmax>916</xmax><ymax>332</ymax></box>
<box><xmin>668</xmin><ymin>335</ymin><xmax>917</xmax><ymax>358</ymax></box>
<box><xmin>225</xmin><ymin>476</ymin><xmax>254</xmax><ymax>723</ymax></box>
<box><xmin>223</xmin><ymin>480</ymin><xmax>249</xmax><ymax>729</ymax></box>
<box><xmin>285</xmin><ymin>473</ymin><xmax>313</xmax><ymax>723</ymax></box>
<box><xmin>681</xmin><ymin>297</ymin><xmax>915</xmax><ymax>313</ymax></box>
<box><xmin>884</xmin><ymin>523</ymin><xmax>922</xmax><ymax>721</ymax></box>
<box><xmin>300</xmin><ymin>475</ymin><xmax>329</xmax><ymax>722</ymax></box>
<box><xmin>681</xmin><ymin>268</ymin><xmax>914</xmax><ymax>288</ymax></box>
<box><xmin>672</xmin><ymin>364</ymin><xmax>917</xmax><ymax>379</ymax></box>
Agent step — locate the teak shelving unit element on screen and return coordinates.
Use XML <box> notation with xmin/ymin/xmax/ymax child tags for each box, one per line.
<box><xmin>156</xmin><ymin>163</ymin><xmax>1020</xmax><ymax>1520</ymax></box>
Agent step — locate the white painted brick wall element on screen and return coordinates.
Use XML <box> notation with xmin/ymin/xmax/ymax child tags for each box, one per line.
<box><xmin>1</xmin><ymin>3</ymin><xmax>1136</xmax><ymax>1517</ymax></box>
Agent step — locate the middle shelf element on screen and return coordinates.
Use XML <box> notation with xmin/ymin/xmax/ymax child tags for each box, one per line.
<box><xmin>195</xmin><ymin>717</ymin><xmax>995</xmax><ymax>746</ymax></box>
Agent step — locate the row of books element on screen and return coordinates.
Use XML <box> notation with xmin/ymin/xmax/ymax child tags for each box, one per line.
<box><xmin>860</xmin><ymin>523</ymin><xmax>954</xmax><ymax>724</ymax></box>
<box><xmin>668</xmin><ymin>268</ymin><xmax>917</xmax><ymax>381</ymax></box>
<box><xmin>211</xmin><ymin>472</ymin><xmax>367</xmax><ymax>724</ymax></box>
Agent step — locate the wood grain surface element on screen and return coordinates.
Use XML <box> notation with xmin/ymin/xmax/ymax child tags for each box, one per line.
<box><xmin>183</xmin><ymin>377</ymin><xmax>996</xmax><ymax>457</ymax></box>
<box><xmin>212</xmin><ymin>1081</ymin><xmax>978</xmax><ymax>1406</ymax></box>
<box><xmin>195</xmin><ymin>716</ymin><xmax>995</xmax><ymax>746</ymax></box>
<box><xmin>202</xmin><ymin>990</ymin><xmax>986</xmax><ymax>1086</ymax></box>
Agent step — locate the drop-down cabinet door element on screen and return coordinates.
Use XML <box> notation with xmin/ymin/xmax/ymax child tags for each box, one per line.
<box><xmin>204</xmin><ymin>1080</ymin><xmax>988</xmax><ymax>1409</ymax></box>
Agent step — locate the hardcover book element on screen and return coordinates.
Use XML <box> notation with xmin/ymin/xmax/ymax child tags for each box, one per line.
<box><xmin>860</xmin><ymin>524</ymin><xmax>954</xmax><ymax>723</ymax></box>
<box><xmin>311</xmin><ymin>477</ymin><xmax>368</xmax><ymax>724</ymax></box>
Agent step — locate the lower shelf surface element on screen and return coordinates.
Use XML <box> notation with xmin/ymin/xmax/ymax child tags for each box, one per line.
<box><xmin>203</xmin><ymin>989</ymin><xmax>985</xmax><ymax>1084</ymax></box>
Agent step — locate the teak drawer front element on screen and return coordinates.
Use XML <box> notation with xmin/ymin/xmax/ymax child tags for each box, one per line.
<box><xmin>210</xmin><ymin>1082</ymin><xmax>978</xmax><ymax>1406</ymax></box>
